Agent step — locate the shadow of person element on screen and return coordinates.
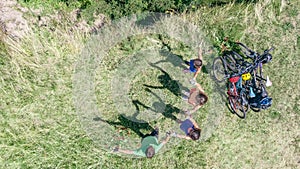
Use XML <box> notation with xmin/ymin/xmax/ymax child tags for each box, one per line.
<box><xmin>152</xmin><ymin>47</ymin><xmax>186</xmax><ymax>69</ymax></box>
<box><xmin>93</xmin><ymin>114</ymin><xmax>154</xmax><ymax>138</ymax></box>
<box><xmin>209</xmin><ymin>65</ymin><xmax>228</xmax><ymax>103</ymax></box>
<box><xmin>143</xmin><ymin>62</ymin><xmax>189</xmax><ymax>96</ymax></box>
<box><xmin>135</xmin><ymin>88</ymin><xmax>181</xmax><ymax>121</ymax></box>
<box><xmin>162</xmin><ymin>104</ymin><xmax>181</xmax><ymax>121</ymax></box>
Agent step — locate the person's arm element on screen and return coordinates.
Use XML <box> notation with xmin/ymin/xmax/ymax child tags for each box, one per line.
<box><xmin>174</xmin><ymin>133</ymin><xmax>191</xmax><ymax>140</ymax></box>
<box><xmin>119</xmin><ymin>149</ymin><xmax>134</xmax><ymax>154</ymax></box>
<box><xmin>114</xmin><ymin>147</ymin><xmax>134</xmax><ymax>155</ymax></box>
<box><xmin>161</xmin><ymin>134</ymin><xmax>171</xmax><ymax>145</ymax></box>
<box><xmin>193</xmin><ymin>68</ymin><xmax>201</xmax><ymax>79</ymax></box>
<box><xmin>187</xmin><ymin>104</ymin><xmax>202</xmax><ymax>115</ymax></box>
<box><xmin>195</xmin><ymin>83</ymin><xmax>205</xmax><ymax>93</ymax></box>
<box><xmin>198</xmin><ymin>47</ymin><xmax>203</xmax><ymax>61</ymax></box>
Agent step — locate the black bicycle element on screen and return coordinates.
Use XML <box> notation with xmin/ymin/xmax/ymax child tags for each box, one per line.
<box><xmin>212</xmin><ymin>50</ymin><xmax>244</xmax><ymax>82</ymax></box>
<box><xmin>213</xmin><ymin>42</ymin><xmax>274</xmax><ymax>117</ymax></box>
<box><xmin>237</xmin><ymin>43</ymin><xmax>274</xmax><ymax>112</ymax></box>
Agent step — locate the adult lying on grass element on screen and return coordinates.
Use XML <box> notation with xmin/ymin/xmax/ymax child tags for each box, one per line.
<box><xmin>113</xmin><ymin>128</ymin><xmax>171</xmax><ymax>158</ymax></box>
<box><xmin>171</xmin><ymin>116</ymin><xmax>201</xmax><ymax>141</ymax></box>
<box><xmin>182</xmin><ymin>82</ymin><xmax>208</xmax><ymax>115</ymax></box>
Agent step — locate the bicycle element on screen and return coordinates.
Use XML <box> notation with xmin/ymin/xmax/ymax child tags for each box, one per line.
<box><xmin>225</xmin><ymin>42</ymin><xmax>274</xmax><ymax>112</ymax></box>
<box><xmin>239</xmin><ymin>44</ymin><xmax>274</xmax><ymax>112</ymax></box>
<box><xmin>227</xmin><ymin>73</ymin><xmax>249</xmax><ymax>119</ymax></box>
<box><xmin>213</xmin><ymin>42</ymin><xmax>274</xmax><ymax>117</ymax></box>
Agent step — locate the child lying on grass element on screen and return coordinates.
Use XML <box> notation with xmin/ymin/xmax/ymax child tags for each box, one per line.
<box><xmin>182</xmin><ymin>82</ymin><xmax>208</xmax><ymax>115</ymax></box>
<box><xmin>171</xmin><ymin>116</ymin><xmax>201</xmax><ymax>141</ymax></box>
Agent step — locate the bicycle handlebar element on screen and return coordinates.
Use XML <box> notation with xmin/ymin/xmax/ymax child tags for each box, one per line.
<box><xmin>226</xmin><ymin>43</ymin><xmax>274</xmax><ymax>79</ymax></box>
<box><xmin>235</xmin><ymin>42</ymin><xmax>255</xmax><ymax>54</ymax></box>
<box><xmin>263</xmin><ymin>46</ymin><xmax>275</xmax><ymax>54</ymax></box>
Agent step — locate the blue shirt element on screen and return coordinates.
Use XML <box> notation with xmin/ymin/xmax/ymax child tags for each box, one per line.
<box><xmin>180</xmin><ymin>119</ymin><xmax>194</xmax><ymax>135</ymax></box>
<box><xmin>189</xmin><ymin>60</ymin><xmax>197</xmax><ymax>73</ymax></box>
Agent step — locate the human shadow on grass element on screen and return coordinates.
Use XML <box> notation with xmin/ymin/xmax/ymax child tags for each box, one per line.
<box><xmin>156</xmin><ymin>46</ymin><xmax>211</xmax><ymax>74</ymax></box>
<box><xmin>152</xmin><ymin>45</ymin><xmax>186</xmax><ymax>69</ymax></box>
<box><xmin>132</xmin><ymin>88</ymin><xmax>181</xmax><ymax>121</ymax></box>
<box><xmin>93</xmin><ymin>114</ymin><xmax>154</xmax><ymax>138</ymax></box>
<box><xmin>209</xmin><ymin>64</ymin><xmax>234</xmax><ymax>113</ymax></box>
<box><xmin>143</xmin><ymin>62</ymin><xmax>189</xmax><ymax>97</ymax></box>
<box><xmin>209</xmin><ymin>66</ymin><xmax>227</xmax><ymax>100</ymax></box>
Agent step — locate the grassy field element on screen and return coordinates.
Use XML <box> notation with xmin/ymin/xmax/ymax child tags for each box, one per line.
<box><xmin>0</xmin><ymin>0</ymin><xmax>299</xmax><ymax>168</ymax></box>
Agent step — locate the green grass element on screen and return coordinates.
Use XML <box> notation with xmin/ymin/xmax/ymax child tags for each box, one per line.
<box><xmin>1</xmin><ymin>0</ymin><xmax>299</xmax><ymax>168</ymax></box>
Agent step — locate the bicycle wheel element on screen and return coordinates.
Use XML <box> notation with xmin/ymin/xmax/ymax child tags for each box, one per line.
<box><xmin>235</xmin><ymin>91</ymin><xmax>249</xmax><ymax>119</ymax></box>
<box><xmin>213</xmin><ymin>56</ymin><xmax>227</xmax><ymax>82</ymax></box>
<box><xmin>228</xmin><ymin>96</ymin><xmax>238</xmax><ymax>114</ymax></box>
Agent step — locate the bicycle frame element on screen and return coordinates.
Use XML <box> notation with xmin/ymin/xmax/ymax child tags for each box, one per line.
<box><xmin>226</xmin><ymin>75</ymin><xmax>249</xmax><ymax>118</ymax></box>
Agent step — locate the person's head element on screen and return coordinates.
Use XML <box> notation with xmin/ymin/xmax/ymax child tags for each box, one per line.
<box><xmin>188</xmin><ymin>128</ymin><xmax>201</xmax><ymax>140</ymax></box>
<box><xmin>194</xmin><ymin>59</ymin><xmax>202</xmax><ymax>69</ymax></box>
<box><xmin>146</xmin><ymin>146</ymin><xmax>155</xmax><ymax>158</ymax></box>
<box><xmin>196</xmin><ymin>93</ymin><xmax>208</xmax><ymax>106</ymax></box>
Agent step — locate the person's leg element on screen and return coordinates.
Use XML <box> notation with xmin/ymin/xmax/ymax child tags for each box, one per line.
<box><xmin>183</xmin><ymin>60</ymin><xmax>191</xmax><ymax>73</ymax></box>
<box><xmin>150</xmin><ymin>127</ymin><xmax>159</xmax><ymax>139</ymax></box>
<box><xmin>176</xmin><ymin>119</ymin><xmax>183</xmax><ymax>124</ymax></box>
<box><xmin>142</xmin><ymin>134</ymin><xmax>151</xmax><ymax>139</ymax></box>
<box><xmin>182</xmin><ymin>90</ymin><xmax>190</xmax><ymax>101</ymax></box>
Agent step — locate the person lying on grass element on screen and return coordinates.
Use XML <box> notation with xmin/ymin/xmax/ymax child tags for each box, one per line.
<box><xmin>113</xmin><ymin>127</ymin><xmax>171</xmax><ymax>158</ymax></box>
<box><xmin>183</xmin><ymin>46</ymin><xmax>203</xmax><ymax>84</ymax></box>
<box><xmin>182</xmin><ymin>82</ymin><xmax>208</xmax><ymax>115</ymax></box>
<box><xmin>171</xmin><ymin>116</ymin><xmax>201</xmax><ymax>141</ymax></box>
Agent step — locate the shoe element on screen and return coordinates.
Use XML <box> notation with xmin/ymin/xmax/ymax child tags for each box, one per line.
<box><xmin>182</xmin><ymin>90</ymin><xmax>190</xmax><ymax>96</ymax></box>
<box><xmin>190</xmin><ymin>78</ymin><xmax>196</xmax><ymax>85</ymax></box>
<box><xmin>184</xmin><ymin>110</ymin><xmax>192</xmax><ymax>117</ymax></box>
<box><xmin>183</xmin><ymin>69</ymin><xmax>190</xmax><ymax>73</ymax></box>
<box><xmin>182</xmin><ymin>95</ymin><xmax>189</xmax><ymax>101</ymax></box>
<box><xmin>176</xmin><ymin>119</ymin><xmax>182</xmax><ymax>123</ymax></box>
<box><xmin>170</xmin><ymin>132</ymin><xmax>177</xmax><ymax>137</ymax></box>
<box><xmin>154</xmin><ymin>127</ymin><xmax>159</xmax><ymax>136</ymax></box>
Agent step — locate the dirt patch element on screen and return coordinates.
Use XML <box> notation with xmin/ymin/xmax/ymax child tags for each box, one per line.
<box><xmin>0</xmin><ymin>0</ymin><xmax>106</xmax><ymax>39</ymax></box>
<box><xmin>0</xmin><ymin>0</ymin><xmax>30</xmax><ymax>39</ymax></box>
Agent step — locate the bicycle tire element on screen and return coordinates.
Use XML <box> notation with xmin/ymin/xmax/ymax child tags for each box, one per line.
<box><xmin>228</xmin><ymin>96</ymin><xmax>239</xmax><ymax>115</ymax></box>
<box><xmin>213</xmin><ymin>56</ymin><xmax>227</xmax><ymax>82</ymax></box>
<box><xmin>235</xmin><ymin>91</ymin><xmax>249</xmax><ymax>119</ymax></box>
